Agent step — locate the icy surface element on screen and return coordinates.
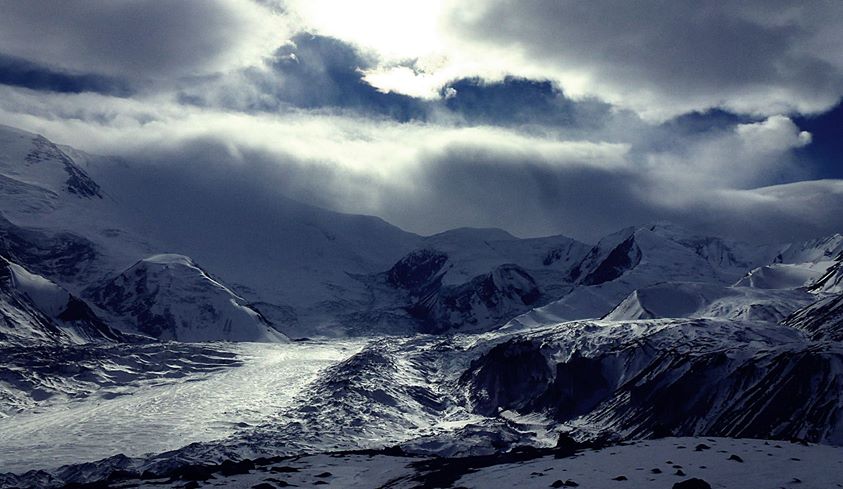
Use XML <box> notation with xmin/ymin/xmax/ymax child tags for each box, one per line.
<box><xmin>0</xmin><ymin>340</ymin><xmax>363</xmax><ymax>473</ymax></box>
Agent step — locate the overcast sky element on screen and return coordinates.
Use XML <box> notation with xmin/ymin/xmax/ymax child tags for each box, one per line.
<box><xmin>0</xmin><ymin>0</ymin><xmax>841</xmax><ymax>242</ymax></box>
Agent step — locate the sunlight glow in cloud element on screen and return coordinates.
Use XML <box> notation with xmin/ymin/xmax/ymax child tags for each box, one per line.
<box><xmin>0</xmin><ymin>0</ymin><xmax>840</xmax><ymax>241</ymax></box>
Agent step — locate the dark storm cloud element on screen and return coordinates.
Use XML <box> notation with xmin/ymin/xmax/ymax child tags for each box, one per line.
<box><xmin>452</xmin><ymin>0</ymin><xmax>843</xmax><ymax>115</ymax></box>
<box><xmin>389</xmin><ymin>144</ymin><xmax>650</xmax><ymax>240</ymax></box>
<box><xmin>440</xmin><ymin>77</ymin><xmax>611</xmax><ymax>129</ymax></box>
<box><xmin>192</xmin><ymin>34</ymin><xmax>430</xmax><ymax>121</ymax></box>
<box><xmin>270</xmin><ymin>35</ymin><xmax>425</xmax><ymax>120</ymax></box>
<box><xmin>0</xmin><ymin>1</ymin><xmax>838</xmax><ymax>244</ymax></box>
<box><xmin>178</xmin><ymin>35</ymin><xmax>616</xmax><ymax>127</ymax></box>
<box><xmin>176</xmin><ymin>33</ymin><xmax>429</xmax><ymax>120</ymax></box>
<box><xmin>0</xmin><ymin>0</ymin><xmax>279</xmax><ymax>80</ymax></box>
<box><xmin>98</xmin><ymin>134</ymin><xmax>843</xmax><ymax>245</ymax></box>
<box><xmin>0</xmin><ymin>53</ymin><xmax>133</xmax><ymax>96</ymax></box>
<box><xmin>794</xmin><ymin>99</ymin><xmax>843</xmax><ymax>179</ymax></box>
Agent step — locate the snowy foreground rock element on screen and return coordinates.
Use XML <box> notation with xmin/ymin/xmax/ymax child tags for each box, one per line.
<box><xmin>0</xmin><ymin>125</ymin><xmax>842</xmax><ymax>487</ymax></box>
<box><xmin>2</xmin><ymin>438</ymin><xmax>840</xmax><ymax>488</ymax></box>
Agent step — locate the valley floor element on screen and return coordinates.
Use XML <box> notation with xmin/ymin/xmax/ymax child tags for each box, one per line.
<box><xmin>0</xmin><ymin>340</ymin><xmax>364</xmax><ymax>473</ymax></box>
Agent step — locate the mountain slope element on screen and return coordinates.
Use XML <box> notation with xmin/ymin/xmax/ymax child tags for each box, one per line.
<box><xmin>514</xmin><ymin>224</ymin><xmax>775</xmax><ymax>323</ymax></box>
<box><xmin>87</xmin><ymin>254</ymin><xmax>287</xmax><ymax>342</ymax></box>
<box><xmin>604</xmin><ymin>282</ymin><xmax>812</xmax><ymax>322</ymax></box>
<box><xmin>0</xmin><ymin>257</ymin><xmax>125</xmax><ymax>346</ymax></box>
<box><xmin>459</xmin><ymin>319</ymin><xmax>843</xmax><ymax>444</ymax></box>
<box><xmin>783</xmin><ymin>292</ymin><xmax>843</xmax><ymax>341</ymax></box>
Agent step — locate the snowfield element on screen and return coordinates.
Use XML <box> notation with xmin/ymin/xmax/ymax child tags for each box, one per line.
<box><xmin>0</xmin><ymin>340</ymin><xmax>364</xmax><ymax>473</ymax></box>
<box><xmin>5</xmin><ymin>438</ymin><xmax>840</xmax><ymax>488</ymax></box>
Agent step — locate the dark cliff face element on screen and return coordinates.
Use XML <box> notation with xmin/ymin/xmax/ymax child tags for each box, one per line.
<box><xmin>56</xmin><ymin>296</ymin><xmax>128</xmax><ymax>343</ymax></box>
<box><xmin>567</xmin><ymin>229</ymin><xmax>642</xmax><ymax>286</ymax></box>
<box><xmin>458</xmin><ymin>330</ymin><xmax>843</xmax><ymax>443</ymax></box>
<box><xmin>387</xmin><ymin>249</ymin><xmax>449</xmax><ymax>290</ymax></box>
<box><xmin>410</xmin><ymin>265</ymin><xmax>541</xmax><ymax>334</ymax></box>
<box><xmin>382</xmin><ymin>249</ymin><xmax>543</xmax><ymax>334</ymax></box>
<box><xmin>579</xmin><ymin>235</ymin><xmax>642</xmax><ymax>286</ymax></box>
<box><xmin>86</xmin><ymin>261</ymin><xmax>180</xmax><ymax>339</ymax></box>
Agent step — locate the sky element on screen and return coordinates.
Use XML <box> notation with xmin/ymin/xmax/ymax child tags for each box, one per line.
<box><xmin>0</xmin><ymin>0</ymin><xmax>841</xmax><ymax>243</ymax></box>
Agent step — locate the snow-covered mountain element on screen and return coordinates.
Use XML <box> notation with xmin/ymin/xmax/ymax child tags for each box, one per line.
<box><xmin>0</xmin><ymin>257</ymin><xmax>125</xmax><ymax>346</ymax></box>
<box><xmin>509</xmin><ymin>224</ymin><xmax>843</xmax><ymax>328</ymax></box>
<box><xmin>3</xmin><ymin>124</ymin><xmax>841</xmax><ymax>338</ymax></box>
<box><xmin>783</xmin><ymin>292</ymin><xmax>843</xmax><ymax>341</ymax></box>
<box><xmin>603</xmin><ymin>282</ymin><xmax>812</xmax><ymax>322</ymax></box>
<box><xmin>87</xmin><ymin>254</ymin><xmax>286</xmax><ymax>342</ymax></box>
<box><xmin>460</xmin><ymin>319</ymin><xmax>843</xmax><ymax>444</ymax></box>
<box><xmin>0</xmin><ymin>125</ymin><xmax>596</xmax><ymax>337</ymax></box>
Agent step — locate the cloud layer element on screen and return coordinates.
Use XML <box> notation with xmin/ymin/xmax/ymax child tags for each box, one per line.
<box><xmin>0</xmin><ymin>0</ymin><xmax>285</xmax><ymax>81</ymax></box>
<box><xmin>0</xmin><ymin>1</ymin><xmax>840</xmax><ymax>243</ymax></box>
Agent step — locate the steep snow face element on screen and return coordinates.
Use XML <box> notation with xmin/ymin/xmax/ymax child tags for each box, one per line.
<box><xmin>604</xmin><ymin>282</ymin><xmax>813</xmax><ymax>323</ymax></box>
<box><xmin>783</xmin><ymin>293</ymin><xmax>843</xmax><ymax>341</ymax></box>
<box><xmin>735</xmin><ymin>263</ymin><xmax>828</xmax><ymax>289</ymax></box>
<box><xmin>88</xmin><ymin>255</ymin><xmax>286</xmax><ymax>342</ymax></box>
<box><xmin>0</xmin><ymin>126</ymin><xmax>100</xmax><ymax>205</ymax></box>
<box><xmin>569</xmin><ymin>223</ymin><xmax>764</xmax><ymax>286</ymax></box>
<box><xmin>808</xmin><ymin>259</ymin><xmax>843</xmax><ymax>294</ymax></box>
<box><xmin>735</xmin><ymin>234</ymin><xmax>843</xmax><ymax>292</ymax></box>
<box><xmin>0</xmin><ymin>214</ymin><xmax>104</xmax><ymax>287</ymax></box>
<box><xmin>6</xmin><ymin>260</ymin><xmax>69</xmax><ymax>317</ymax></box>
<box><xmin>0</xmin><ymin>258</ymin><xmax>125</xmax><ymax>346</ymax></box>
<box><xmin>774</xmin><ymin>233</ymin><xmax>843</xmax><ymax>264</ymax></box>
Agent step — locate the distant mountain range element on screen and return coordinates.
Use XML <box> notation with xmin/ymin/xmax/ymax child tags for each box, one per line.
<box><xmin>0</xmin><ymin>124</ymin><xmax>841</xmax><ymax>344</ymax></box>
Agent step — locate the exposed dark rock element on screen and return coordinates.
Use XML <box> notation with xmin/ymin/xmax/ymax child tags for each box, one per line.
<box><xmin>672</xmin><ymin>478</ymin><xmax>712</xmax><ymax>489</ymax></box>
<box><xmin>219</xmin><ymin>459</ymin><xmax>255</xmax><ymax>476</ymax></box>
<box><xmin>387</xmin><ymin>249</ymin><xmax>448</xmax><ymax>290</ymax></box>
<box><xmin>580</xmin><ymin>235</ymin><xmax>642</xmax><ymax>286</ymax></box>
<box><xmin>173</xmin><ymin>464</ymin><xmax>217</xmax><ymax>481</ymax></box>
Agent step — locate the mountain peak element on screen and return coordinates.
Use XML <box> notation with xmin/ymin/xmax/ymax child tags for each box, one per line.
<box><xmin>141</xmin><ymin>254</ymin><xmax>195</xmax><ymax>267</ymax></box>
